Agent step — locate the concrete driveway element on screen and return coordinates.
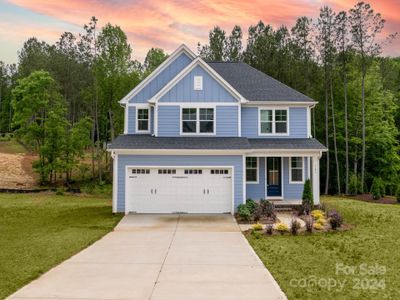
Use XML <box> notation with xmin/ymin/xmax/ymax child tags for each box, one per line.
<box><xmin>8</xmin><ymin>214</ymin><xmax>286</xmax><ymax>300</ymax></box>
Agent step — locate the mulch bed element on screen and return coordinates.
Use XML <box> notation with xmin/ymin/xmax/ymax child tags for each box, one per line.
<box><xmin>350</xmin><ymin>194</ymin><xmax>399</xmax><ymax>205</ymax></box>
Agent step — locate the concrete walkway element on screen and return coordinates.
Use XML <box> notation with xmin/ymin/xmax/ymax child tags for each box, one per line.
<box><xmin>8</xmin><ymin>214</ymin><xmax>286</xmax><ymax>300</ymax></box>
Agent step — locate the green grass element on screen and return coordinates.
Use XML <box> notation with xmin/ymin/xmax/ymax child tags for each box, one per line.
<box><xmin>0</xmin><ymin>140</ymin><xmax>27</xmax><ymax>154</ymax></box>
<box><xmin>247</xmin><ymin>196</ymin><xmax>400</xmax><ymax>300</ymax></box>
<box><xmin>0</xmin><ymin>193</ymin><xmax>122</xmax><ymax>299</ymax></box>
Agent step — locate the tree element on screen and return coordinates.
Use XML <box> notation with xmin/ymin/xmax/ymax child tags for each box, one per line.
<box><xmin>349</xmin><ymin>2</ymin><xmax>386</xmax><ymax>192</ymax></box>
<box><xmin>198</xmin><ymin>26</ymin><xmax>226</xmax><ymax>61</ymax></box>
<box><xmin>143</xmin><ymin>48</ymin><xmax>167</xmax><ymax>77</ymax></box>
<box><xmin>225</xmin><ymin>25</ymin><xmax>243</xmax><ymax>61</ymax></box>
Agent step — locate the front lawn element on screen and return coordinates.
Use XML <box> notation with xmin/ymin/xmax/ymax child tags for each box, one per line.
<box><xmin>247</xmin><ymin>196</ymin><xmax>400</xmax><ymax>300</ymax></box>
<box><xmin>0</xmin><ymin>193</ymin><xmax>122</xmax><ymax>299</ymax></box>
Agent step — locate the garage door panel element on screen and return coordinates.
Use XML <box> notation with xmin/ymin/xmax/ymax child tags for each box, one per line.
<box><xmin>125</xmin><ymin>167</ymin><xmax>232</xmax><ymax>213</ymax></box>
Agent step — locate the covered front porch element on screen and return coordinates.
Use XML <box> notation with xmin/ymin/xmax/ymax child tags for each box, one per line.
<box><xmin>244</xmin><ymin>139</ymin><xmax>326</xmax><ymax>205</ymax></box>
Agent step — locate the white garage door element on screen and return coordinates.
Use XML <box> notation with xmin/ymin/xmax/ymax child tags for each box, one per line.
<box><xmin>125</xmin><ymin>167</ymin><xmax>232</xmax><ymax>213</ymax></box>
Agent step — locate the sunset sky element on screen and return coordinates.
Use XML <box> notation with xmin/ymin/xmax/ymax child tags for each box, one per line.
<box><xmin>0</xmin><ymin>0</ymin><xmax>399</xmax><ymax>64</ymax></box>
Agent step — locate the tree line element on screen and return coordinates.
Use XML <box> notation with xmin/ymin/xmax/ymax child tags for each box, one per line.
<box><xmin>0</xmin><ymin>2</ymin><xmax>399</xmax><ymax>194</ymax></box>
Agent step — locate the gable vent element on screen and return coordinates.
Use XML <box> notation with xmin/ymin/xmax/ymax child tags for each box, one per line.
<box><xmin>194</xmin><ymin>76</ymin><xmax>203</xmax><ymax>90</ymax></box>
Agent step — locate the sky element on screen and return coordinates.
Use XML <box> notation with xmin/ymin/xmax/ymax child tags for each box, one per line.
<box><xmin>0</xmin><ymin>0</ymin><xmax>399</xmax><ymax>64</ymax></box>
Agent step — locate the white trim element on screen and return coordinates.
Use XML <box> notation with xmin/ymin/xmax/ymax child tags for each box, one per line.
<box><xmin>154</xmin><ymin>103</ymin><xmax>158</xmax><ymax>136</ymax></box>
<box><xmin>119</xmin><ymin>44</ymin><xmax>196</xmax><ymax>104</ymax></box>
<box><xmin>244</xmin><ymin>101</ymin><xmax>317</xmax><ymax>106</ymax></box>
<box><xmin>135</xmin><ymin>105</ymin><xmax>151</xmax><ymax>134</ymax></box>
<box><xmin>112</xmin><ymin>153</ymin><xmax>118</xmax><ymax>213</ymax></box>
<box><xmin>249</xmin><ymin>150</ymin><xmax>326</xmax><ymax>156</ymax></box>
<box><xmin>258</xmin><ymin>107</ymin><xmax>290</xmax><ymax>136</ymax></box>
<box><xmin>242</xmin><ymin>155</ymin><xmax>246</xmax><ymax>204</ymax></box>
<box><xmin>180</xmin><ymin>107</ymin><xmax>216</xmax><ymax>136</ymax></box>
<box><xmin>238</xmin><ymin>104</ymin><xmax>242</xmax><ymax>136</ymax></box>
<box><xmin>157</xmin><ymin>102</ymin><xmax>239</xmax><ymax>106</ymax></box>
<box><xmin>312</xmin><ymin>155</ymin><xmax>320</xmax><ymax>204</ymax></box>
<box><xmin>307</xmin><ymin>156</ymin><xmax>311</xmax><ymax>179</ymax></box>
<box><xmin>151</xmin><ymin>57</ymin><xmax>246</xmax><ymax>103</ymax></box>
<box><xmin>245</xmin><ymin>156</ymin><xmax>259</xmax><ymax>184</ymax></box>
<box><xmin>124</xmin><ymin>106</ymin><xmax>128</xmax><ymax>134</ymax></box>
<box><xmin>110</xmin><ymin>149</ymin><xmax>246</xmax><ymax>155</ymax></box>
<box><xmin>307</xmin><ymin>106</ymin><xmax>312</xmax><ymax>138</ymax></box>
<box><xmin>289</xmin><ymin>156</ymin><xmax>305</xmax><ymax>184</ymax></box>
<box><xmin>124</xmin><ymin>165</ymin><xmax>235</xmax><ymax>215</ymax></box>
<box><xmin>265</xmin><ymin>157</ymin><xmax>284</xmax><ymax>200</ymax></box>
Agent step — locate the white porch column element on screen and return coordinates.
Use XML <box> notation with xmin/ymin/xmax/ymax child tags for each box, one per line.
<box><xmin>112</xmin><ymin>152</ymin><xmax>118</xmax><ymax>213</ymax></box>
<box><xmin>312</xmin><ymin>155</ymin><xmax>320</xmax><ymax>205</ymax></box>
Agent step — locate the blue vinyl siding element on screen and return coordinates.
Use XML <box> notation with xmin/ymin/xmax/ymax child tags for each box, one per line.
<box><xmin>127</xmin><ymin>107</ymin><xmax>135</xmax><ymax>134</ymax></box>
<box><xmin>159</xmin><ymin>65</ymin><xmax>237</xmax><ymax>103</ymax></box>
<box><xmin>157</xmin><ymin>105</ymin><xmax>239</xmax><ymax>137</ymax></box>
<box><xmin>157</xmin><ymin>106</ymin><xmax>180</xmax><ymax>136</ymax></box>
<box><xmin>128</xmin><ymin>52</ymin><xmax>192</xmax><ymax>103</ymax></box>
<box><xmin>116</xmin><ymin>155</ymin><xmax>243</xmax><ymax>212</ymax></box>
<box><xmin>241</xmin><ymin>107</ymin><xmax>308</xmax><ymax>138</ymax></box>
<box><xmin>246</xmin><ymin>157</ymin><xmax>265</xmax><ymax>200</ymax></box>
<box><xmin>245</xmin><ymin>157</ymin><xmax>310</xmax><ymax>201</ymax></box>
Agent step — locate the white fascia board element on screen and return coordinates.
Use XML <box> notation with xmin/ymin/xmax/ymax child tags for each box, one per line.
<box><xmin>243</xmin><ymin>101</ymin><xmax>317</xmax><ymax>107</ymax></box>
<box><xmin>150</xmin><ymin>57</ymin><xmax>246</xmax><ymax>103</ymax></box>
<box><xmin>119</xmin><ymin>44</ymin><xmax>196</xmax><ymax>104</ymax></box>
<box><xmin>109</xmin><ymin>149</ymin><xmax>247</xmax><ymax>155</ymax></box>
<box><xmin>247</xmin><ymin>149</ymin><xmax>326</xmax><ymax>156</ymax></box>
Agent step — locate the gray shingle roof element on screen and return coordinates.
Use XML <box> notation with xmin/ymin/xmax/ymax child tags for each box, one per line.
<box><xmin>207</xmin><ymin>62</ymin><xmax>315</xmax><ymax>102</ymax></box>
<box><xmin>108</xmin><ymin>135</ymin><xmax>326</xmax><ymax>151</ymax></box>
<box><xmin>248</xmin><ymin>138</ymin><xmax>327</xmax><ymax>150</ymax></box>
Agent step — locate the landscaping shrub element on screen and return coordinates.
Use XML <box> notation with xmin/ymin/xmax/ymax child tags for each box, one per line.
<box><xmin>245</xmin><ymin>199</ymin><xmax>258</xmax><ymax>214</ymax></box>
<box><xmin>316</xmin><ymin>217</ymin><xmax>327</xmax><ymax>226</ymax></box>
<box><xmin>237</xmin><ymin>204</ymin><xmax>251</xmax><ymax>221</ymax></box>
<box><xmin>275</xmin><ymin>222</ymin><xmax>289</xmax><ymax>235</ymax></box>
<box><xmin>251</xmin><ymin>230</ymin><xmax>263</xmax><ymax>239</ymax></box>
<box><xmin>265</xmin><ymin>224</ymin><xmax>273</xmax><ymax>235</ymax></box>
<box><xmin>301</xmin><ymin>179</ymin><xmax>313</xmax><ymax>212</ymax></box>
<box><xmin>311</xmin><ymin>210</ymin><xmax>325</xmax><ymax>220</ymax></box>
<box><xmin>304</xmin><ymin>216</ymin><xmax>313</xmax><ymax>233</ymax></box>
<box><xmin>371</xmin><ymin>177</ymin><xmax>385</xmax><ymax>200</ymax></box>
<box><xmin>328</xmin><ymin>210</ymin><xmax>343</xmax><ymax>230</ymax></box>
<box><xmin>313</xmin><ymin>222</ymin><xmax>323</xmax><ymax>230</ymax></box>
<box><xmin>260</xmin><ymin>199</ymin><xmax>276</xmax><ymax>220</ymax></box>
<box><xmin>290</xmin><ymin>219</ymin><xmax>301</xmax><ymax>235</ymax></box>
<box><xmin>349</xmin><ymin>174</ymin><xmax>358</xmax><ymax>195</ymax></box>
<box><xmin>253</xmin><ymin>205</ymin><xmax>263</xmax><ymax>222</ymax></box>
<box><xmin>252</xmin><ymin>222</ymin><xmax>263</xmax><ymax>231</ymax></box>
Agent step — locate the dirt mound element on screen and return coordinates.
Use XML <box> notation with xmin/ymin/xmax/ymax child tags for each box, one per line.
<box><xmin>0</xmin><ymin>152</ymin><xmax>37</xmax><ymax>189</ymax></box>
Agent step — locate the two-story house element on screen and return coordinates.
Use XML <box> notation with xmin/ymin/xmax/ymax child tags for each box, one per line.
<box><xmin>108</xmin><ymin>44</ymin><xmax>327</xmax><ymax>214</ymax></box>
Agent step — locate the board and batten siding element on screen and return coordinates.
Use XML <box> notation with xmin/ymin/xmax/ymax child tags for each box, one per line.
<box><xmin>246</xmin><ymin>157</ymin><xmax>265</xmax><ymax>200</ymax></box>
<box><xmin>159</xmin><ymin>65</ymin><xmax>237</xmax><ymax>103</ymax></box>
<box><xmin>116</xmin><ymin>155</ymin><xmax>243</xmax><ymax>212</ymax></box>
<box><xmin>241</xmin><ymin>107</ymin><xmax>308</xmax><ymax>138</ymax></box>
<box><xmin>128</xmin><ymin>52</ymin><xmax>192</xmax><ymax>103</ymax></box>
<box><xmin>157</xmin><ymin>105</ymin><xmax>239</xmax><ymax>137</ymax></box>
<box><xmin>126</xmin><ymin>106</ymin><xmax>154</xmax><ymax>134</ymax></box>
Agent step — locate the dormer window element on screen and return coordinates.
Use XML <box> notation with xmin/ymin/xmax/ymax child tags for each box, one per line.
<box><xmin>194</xmin><ymin>76</ymin><xmax>203</xmax><ymax>90</ymax></box>
<box><xmin>136</xmin><ymin>107</ymin><xmax>150</xmax><ymax>133</ymax></box>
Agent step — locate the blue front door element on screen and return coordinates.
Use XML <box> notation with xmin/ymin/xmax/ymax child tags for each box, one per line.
<box><xmin>267</xmin><ymin>157</ymin><xmax>282</xmax><ymax>197</ymax></box>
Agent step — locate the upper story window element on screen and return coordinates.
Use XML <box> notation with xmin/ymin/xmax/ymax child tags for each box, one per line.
<box><xmin>259</xmin><ymin>108</ymin><xmax>288</xmax><ymax>135</ymax></box>
<box><xmin>246</xmin><ymin>157</ymin><xmax>258</xmax><ymax>183</ymax></box>
<box><xmin>137</xmin><ymin>107</ymin><xmax>150</xmax><ymax>133</ymax></box>
<box><xmin>290</xmin><ymin>157</ymin><xmax>304</xmax><ymax>183</ymax></box>
<box><xmin>181</xmin><ymin>107</ymin><xmax>214</xmax><ymax>135</ymax></box>
<box><xmin>194</xmin><ymin>76</ymin><xmax>203</xmax><ymax>90</ymax></box>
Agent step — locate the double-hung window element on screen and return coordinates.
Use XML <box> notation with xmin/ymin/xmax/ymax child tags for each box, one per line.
<box><xmin>259</xmin><ymin>108</ymin><xmax>288</xmax><ymax>135</ymax></box>
<box><xmin>181</xmin><ymin>107</ymin><xmax>214</xmax><ymax>134</ymax></box>
<box><xmin>246</xmin><ymin>157</ymin><xmax>258</xmax><ymax>183</ymax></box>
<box><xmin>137</xmin><ymin>108</ymin><xmax>150</xmax><ymax>133</ymax></box>
<box><xmin>290</xmin><ymin>157</ymin><xmax>304</xmax><ymax>183</ymax></box>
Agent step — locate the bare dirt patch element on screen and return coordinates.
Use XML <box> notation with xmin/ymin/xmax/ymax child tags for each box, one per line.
<box><xmin>0</xmin><ymin>152</ymin><xmax>38</xmax><ymax>189</ymax></box>
<box><xmin>351</xmin><ymin>194</ymin><xmax>399</xmax><ymax>205</ymax></box>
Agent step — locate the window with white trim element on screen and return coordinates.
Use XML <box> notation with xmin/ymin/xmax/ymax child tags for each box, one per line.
<box><xmin>290</xmin><ymin>157</ymin><xmax>304</xmax><ymax>183</ymax></box>
<box><xmin>137</xmin><ymin>108</ymin><xmax>149</xmax><ymax>132</ymax></box>
<box><xmin>259</xmin><ymin>108</ymin><xmax>288</xmax><ymax>134</ymax></box>
<box><xmin>181</xmin><ymin>107</ymin><xmax>214</xmax><ymax>134</ymax></box>
<box><xmin>246</xmin><ymin>157</ymin><xmax>258</xmax><ymax>182</ymax></box>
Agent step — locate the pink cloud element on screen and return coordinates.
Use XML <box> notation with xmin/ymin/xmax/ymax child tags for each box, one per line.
<box><xmin>4</xmin><ymin>0</ymin><xmax>400</xmax><ymax>60</ymax></box>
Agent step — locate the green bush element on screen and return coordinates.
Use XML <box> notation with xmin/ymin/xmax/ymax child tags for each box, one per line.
<box><xmin>371</xmin><ymin>177</ymin><xmax>385</xmax><ymax>200</ymax></box>
<box><xmin>237</xmin><ymin>204</ymin><xmax>251</xmax><ymax>221</ymax></box>
<box><xmin>302</xmin><ymin>179</ymin><xmax>313</xmax><ymax>209</ymax></box>
<box><xmin>396</xmin><ymin>185</ymin><xmax>400</xmax><ymax>203</ymax></box>
<box><xmin>245</xmin><ymin>199</ymin><xmax>258</xmax><ymax>214</ymax></box>
<box><xmin>260</xmin><ymin>199</ymin><xmax>276</xmax><ymax>220</ymax></box>
<box><xmin>349</xmin><ymin>174</ymin><xmax>358</xmax><ymax>195</ymax></box>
